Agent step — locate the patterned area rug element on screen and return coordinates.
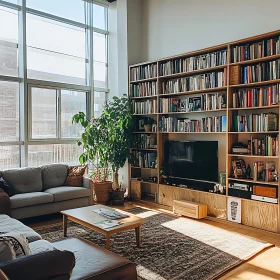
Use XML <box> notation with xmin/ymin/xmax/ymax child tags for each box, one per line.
<box><xmin>35</xmin><ymin>208</ymin><xmax>273</xmax><ymax>280</ymax></box>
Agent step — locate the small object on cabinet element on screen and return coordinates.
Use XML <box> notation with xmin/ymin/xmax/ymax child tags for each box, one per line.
<box><xmin>232</xmin><ymin>159</ymin><xmax>246</xmax><ymax>178</ymax></box>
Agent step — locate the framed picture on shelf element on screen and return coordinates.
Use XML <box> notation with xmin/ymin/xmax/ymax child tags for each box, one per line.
<box><xmin>138</xmin><ymin>119</ymin><xmax>145</xmax><ymax>131</ymax></box>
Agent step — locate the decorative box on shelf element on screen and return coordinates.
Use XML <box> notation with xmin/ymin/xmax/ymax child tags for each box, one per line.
<box><xmin>173</xmin><ymin>200</ymin><xmax>207</xmax><ymax>219</ymax></box>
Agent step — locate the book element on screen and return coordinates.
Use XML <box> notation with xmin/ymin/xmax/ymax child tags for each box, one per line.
<box><xmin>94</xmin><ymin>220</ymin><xmax>122</xmax><ymax>229</ymax></box>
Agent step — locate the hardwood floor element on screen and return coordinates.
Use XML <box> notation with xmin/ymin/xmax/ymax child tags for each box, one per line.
<box><xmin>25</xmin><ymin>201</ymin><xmax>280</xmax><ymax>280</ymax></box>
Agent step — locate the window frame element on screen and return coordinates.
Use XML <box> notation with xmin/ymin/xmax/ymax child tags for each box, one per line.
<box><xmin>0</xmin><ymin>0</ymin><xmax>109</xmax><ymax>168</ymax></box>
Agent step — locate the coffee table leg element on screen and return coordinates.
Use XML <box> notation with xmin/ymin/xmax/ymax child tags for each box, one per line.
<box><xmin>63</xmin><ymin>215</ymin><xmax>68</xmax><ymax>237</ymax></box>
<box><xmin>106</xmin><ymin>234</ymin><xmax>110</xmax><ymax>250</ymax></box>
<box><xmin>135</xmin><ymin>226</ymin><xmax>141</xmax><ymax>247</ymax></box>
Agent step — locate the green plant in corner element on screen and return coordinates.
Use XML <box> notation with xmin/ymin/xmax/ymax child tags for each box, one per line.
<box><xmin>102</xmin><ymin>94</ymin><xmax>134</xmax><ymax>190</ymax></box>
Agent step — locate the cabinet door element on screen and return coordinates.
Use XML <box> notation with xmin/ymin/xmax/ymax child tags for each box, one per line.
<box><xmin>131</xmin><ymin>181</ymin><xmax>141</xmax><ymax>200</ymax></box>
<box><xmin>242</xmin><ymin>199</ymin><xmax>278</xmax><ymax>233</ymax></box>
<box><xmin>158</xmin><ymin>184</ymin><xmax>174</xmax><ymax>207</ymax></box>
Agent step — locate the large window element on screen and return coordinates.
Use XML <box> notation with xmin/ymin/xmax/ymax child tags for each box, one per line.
<box><xmin>0</xmin><ymin>0</ymin><xmax>108</xmax><ymax>169</ymax></box>
<box><xmin>0</xmin><ymin>6</ymin><xmax>18</xmax><ymax>76</ymax></box>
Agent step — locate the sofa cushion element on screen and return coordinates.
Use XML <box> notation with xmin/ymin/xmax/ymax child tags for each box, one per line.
<box><xmin>1</xmin><ymin>167</ymin><xmax>42</xmax><ymax>195</ymax></box>
<box><xmin>45</xmin><ymin>186</ymin><xmax>90</xmax><ymax>202</ymax></box>
<box><xmin>29</xmin><ymin>240</ymin><xmax>57</xmax><ymax>255</ymax></box>
<box><xmin>64</xmin><ymin>165</ymin><xmax>87</xmax><ymax>187</ymax></box>
<box><xmin>41</xmin><ymin>164</ymin><xmax>68</xmax><ymax>190</ymax></box>
<box><xmin>0</xmin><ymin>215</ymin><xmax>41</xmax><ymax>243</ymax></box>
<box><xmin>10</xmin><ymin>192</ymin><xmax>54</xmax><ymax>209</ymax></box>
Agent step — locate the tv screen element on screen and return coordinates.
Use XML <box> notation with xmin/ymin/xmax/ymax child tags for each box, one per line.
<box><xmin>164</xmin><ymin>140</ymin><xmax>218</xmax><ymax>183</ymax></box>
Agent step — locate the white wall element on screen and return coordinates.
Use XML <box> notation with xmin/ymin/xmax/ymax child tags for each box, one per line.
<box><xmin>108</xmin><ymin>0</ymin><xmax>143</xmax><ymax>190</ymax></box>
<box><xmin>142</xmin><ymin>0</ymin><xmax>280</xmax><ymax>61</ymax></box>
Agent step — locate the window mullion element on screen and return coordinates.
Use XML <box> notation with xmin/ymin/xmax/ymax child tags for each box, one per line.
<box><xmin>57</xmin><ymin>89</ymin><xmax>61</xmax><ymax>140</ymax></box>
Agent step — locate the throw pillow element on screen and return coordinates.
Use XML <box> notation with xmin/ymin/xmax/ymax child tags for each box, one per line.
<box><xmin>0</xmin><ymin>233</ymin><xmax>31</xmax><ymax>261</ymax></box>
<box><xmin>64</xmin><ymin>165</ymin><xmax>87</xmax><ymax>187</ymax></box>
<box><xmin>0</xmin><ymin>177</ymin><xmax>11</xmax><ymax>196</ymax></box>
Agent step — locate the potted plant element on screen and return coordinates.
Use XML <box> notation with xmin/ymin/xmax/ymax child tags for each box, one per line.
<box><xmin>73</xmin><ymin>94</ymin><xmax>134</xmax><ymax>205</ymax></box>
<box><xmin>72</xmin><ymin>114</ymin><xmax>112</xmax><ymax>205</ymax></box>
<box><xmin>144</xmin><ymin>117</ymin><xmax>156</xmax><ymax>132</ymax></box>
<box><xmin>102</xmin><ymin>95</ymin><xmax>134</xmax><ymax>205</ymax></box>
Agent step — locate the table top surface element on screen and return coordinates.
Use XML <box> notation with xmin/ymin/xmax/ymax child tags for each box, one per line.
<box><xmin>61</xmin><ymin>205</ymin><xmax>145</xmax><ymax>233</ymax></box>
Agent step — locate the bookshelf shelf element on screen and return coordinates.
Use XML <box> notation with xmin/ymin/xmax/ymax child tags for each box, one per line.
<box><xmin>228</xmin><ymin>154</ymin><xmax>279</xmax><ymax>159</ymax></box>
<box><xmin>230</xmin><ymin>79</ymin><xmax>280</xmax><ymax>88</ymax></box>
<box><xmin>129</xmin><ymin>29</ymin><xmax>280</xmax><ymax>233</ymax></box>
<box><xmin>159</xmin><ymin>132</ymin><xmax>227</xmax><ymax>134</ymax></box>
<box><xmin>131</xmin><ymin>148</ymin><xmax>158</xmax><ymax>151</ymax></box>
<box><xmin>158</xmin><ymin>65</ymin><xmax>226</xmax><ymax>79</ymax></box>
<box><xmin>130</xmin><ymin>77</ymin><xmax>157</xmax><ymax>83</ymax></box>
<box><xmin>230</xmin><ymin>54</ymin><xmax>280</xmax><ymax>66</ymax></box>
<box><xmin>229</xmin><ymin>105</ymin><xmax>279</xmax><ymax>111</ymax></box>
<box><xmin>158</xmin><ymin>87</ymin><xmax>227</xmax><ymax>97</ymax></box>
<box><xmin>228</xmin><ymin>178</ymin><xmax>278</xmax><ymax>186</ymax></box>
<box><xmin>229</xmin><ymin>131</ymin><xmax>279</xmax><ymax>134</ymax></box>
<box><xmin>158</xmin><ymin>109</ymin><xmax>226</xmax><ymax>115</ymax></box>
<box><xmin>130</xmin><ymin>95</ymin><xmax>157</xmax><ymax>100</ymax></box>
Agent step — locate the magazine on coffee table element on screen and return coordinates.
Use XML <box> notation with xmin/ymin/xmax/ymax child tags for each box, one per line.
<box><xmin>93</xmin><ymin>208</ymin><xmax>129</xmax><ymax>219</ymax></box>
<box><xmin>94</xmin><ymin>220</ymin><xmax>122</xmax><ymax>229</ymax></box>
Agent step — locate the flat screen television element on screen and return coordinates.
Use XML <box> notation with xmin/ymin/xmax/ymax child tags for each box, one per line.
<box><xmin>164</xmin><ymin>140</ymin><xmax>218</xmax><ymax>183</ymax></box>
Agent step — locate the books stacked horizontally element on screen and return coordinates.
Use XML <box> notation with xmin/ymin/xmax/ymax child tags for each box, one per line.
<box><xmin>159</xmin><ymin>50</ymin><xmax>227</xmax><ymax>75</ymax></box>
<box><xmin>253</xmin><ymin>161</ymin><xmax>277</xmax><ymax>182</ymax></box>
<box><xmin>231</xmin><ymin>112</ymin><xmax>278</xmax><ymax>132</ymax></box>
<box><xmin>240</xmin><ymin>60</ymin><xmax>280</xmax><ymax>84</ymax></box>
<box><xmin>248</xmin><ymin>136</ymin><xmax>278</xmax><ymax>156</ymax></box>
<box><xmin>131</xmin><ymin>151</ymin><xmax>157</xmax><ymax>168</ymax></box>
<box><xmin>159</xmin><ymin>116</ymin><xmax>227</xmax><ymax>133</ymax></box>
<box><xmin>162</xmin><ymin>71</ymin><xmax>226</xmax><ymax>94</ymax></box>
<box><xmin>159</xmin><ymin>92</ymin><xmax>226</xmax><ymax>113</ymax></box>
<box><xmin>231</xmin><ymin>37</ymin><xmax>280</xmax><ymax>63</ymax></box>
<box><xmin>232</xmin><ymin>84</ymin><xmax>280</xmax><ymax>108</ymax></box>
<box><xmin>130</xmin><ymin>64</ymin><xmax>157</xmax><ymax>81</ymax></box>
<box><xmin>132</xmin><ymin>99</ymin><xmax>157</xmax><ymax>114</ymax></box>
<box><xmin>130</xmin><ymin>82</ymin><xmax>157</xmax><ymax>98</ymax></box>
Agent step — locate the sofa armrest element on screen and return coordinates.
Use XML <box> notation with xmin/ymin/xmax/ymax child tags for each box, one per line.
<box><xmin>83</xmin><ymin>177</ymin><xmax>93</xmax><ymax>205</ymax></box>
<box><xmin>0</xmin><ymin>250</ymin><xmax>75</xmax><ymax>280</ymax></box>
<box><xmin>0</xmin><ymin>189</ymin><xmax>11</xmax><ymax>216</ymax></box>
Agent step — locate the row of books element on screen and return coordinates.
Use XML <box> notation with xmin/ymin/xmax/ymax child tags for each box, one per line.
<box><xmin>248</xmin><ymin>136</ymin><xmax>278</xmax><ymax>156</ymax></box>
<box><xmin>131</xmin><ymin>151</ymin><xmax>157</xmax><ymax>168</ymax></box>
<box><xmin>132</xmin><ymin>100</ymin><xmax>157</xmax><ymax>115</ymax></box>
<box><xmin>130</xmin><ymin>64</ymin><xmax>157</xmax><ymax>81</ymax></box>
<box><xmin>231</xmin><ymin>113</ymin><xmax>278</xmax><ymax>132</ymax></box>
<box><xmin>133</xmin><ymin>134</ymin><xmax>157</xmax><ymax>149</ymax></box>
<box><xmin>231</xmin><ymin>159</ymin><xmax>277</xmax><ymax>182</ymax></box>
<box><xmin>252</xmin><ymin>161</ymin><xmax>276</xmax><ymax>182</ymax></box>
<box><xmin>159</xmin><ymin>92</ymin><xmax>227</xmax><ymax>113</ymax></box>
<box><xmin>159</xmin><ymin>50</ymin><xmax>227</xmax><ymax>75</ymax></box>
<box><xmin>159</xmin><ymin>116</ymin><xmax>227</xmax><ymax>132</ymax></box>
<box><xmin>240</xmin><ymin>60</ymin><xmax>280</xmax><ymax>84</ymax></box>
<box><xmin>232</xmin><ymin>84</ymin><xmax>280</xmax><ymax>108</ymax></box>
<box><xmin>162</xmin><ymin>71</ymin><xmax>226</xmax><ymax>94</ymax></box>
<box><xmin>130</xmin><ymin>82</ymin><xmax>157</xmax><ymax>98</ymax></box>
<box><xmin>231</xmin><ymin>37</ymin><xmax>280</xmax><ymax>62</ymax></box>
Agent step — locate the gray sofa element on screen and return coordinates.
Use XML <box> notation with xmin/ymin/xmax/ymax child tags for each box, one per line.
<box><xmin>0</xmin><ymin>164</ymin><xmax>93</xmax><ymax>219</ymax></box>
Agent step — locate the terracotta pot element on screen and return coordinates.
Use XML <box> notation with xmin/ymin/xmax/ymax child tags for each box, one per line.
<box><xmin>93</xmin><ymin>181</ymin><xmax>112</xmax><ymax>205</ymax></box>
<box><xmin>111</xmin><ymin>189</ymin><xmax>126</xmax><ymax>206</ymax></box>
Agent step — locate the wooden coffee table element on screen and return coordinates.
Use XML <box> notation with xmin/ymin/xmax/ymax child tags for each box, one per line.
<box><xmin>61</xmin><ymin>205</ymin><xmax>145</xmax><ymax>250</ymax></box>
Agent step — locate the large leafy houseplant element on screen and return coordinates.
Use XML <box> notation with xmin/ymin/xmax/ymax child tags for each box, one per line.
<box><xmin>72</xmin><ymin>94</ymin><xmax>134</xmax><ymax>192</ymax></box>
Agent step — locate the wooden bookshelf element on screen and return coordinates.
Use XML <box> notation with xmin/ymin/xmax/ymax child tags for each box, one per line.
<box><xmin>129</xmin><ymin>29</ymin><xmax>280</xmax><ymax>233</ymax></box>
